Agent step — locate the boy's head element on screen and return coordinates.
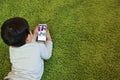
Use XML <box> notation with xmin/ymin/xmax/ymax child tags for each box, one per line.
<box><xmin>1</xmin><ymin>17</ymin><xmax>30</xmax><ymax>47</ymax></box>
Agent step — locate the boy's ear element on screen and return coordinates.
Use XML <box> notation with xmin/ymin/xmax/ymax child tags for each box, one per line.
<box><xmin>25</xmin><ymin>33</ymin><xmax>32</xmax><ymax>43</ymax></box>
<box><xmin>25</xmin><ymin>34</ymin><xmax>30</xmax><ymax>43</ymax></box>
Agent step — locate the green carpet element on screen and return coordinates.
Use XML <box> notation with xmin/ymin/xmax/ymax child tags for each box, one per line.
<box><xmin>0</xmin><ymin>0</ymin><xmax>120</xmax><ymax>80</ymax></box>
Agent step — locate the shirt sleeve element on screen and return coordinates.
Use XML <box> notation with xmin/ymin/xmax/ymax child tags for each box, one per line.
<box><xmin>39</xmin><ymin>41</ymin><xmax>53</xmax><ymax>60</ymax></box>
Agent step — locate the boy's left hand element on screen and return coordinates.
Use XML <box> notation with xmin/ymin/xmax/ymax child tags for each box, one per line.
<box><xmin>33</xmin><ymin>26</ymin><xmax>39</xmax><ymax>39</ymax></box>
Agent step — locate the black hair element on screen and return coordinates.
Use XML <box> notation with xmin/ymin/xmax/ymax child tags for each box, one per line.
<box><xmin>1</xmin><ymin>17</ymin><xmax>30</xmax><ymax>47</ymax></box>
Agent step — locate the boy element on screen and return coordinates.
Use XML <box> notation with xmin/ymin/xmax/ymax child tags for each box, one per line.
<box><xmin>1</xmin><ymin>17</ymin><xmax>53</xmax><ymax>80</ymax></box>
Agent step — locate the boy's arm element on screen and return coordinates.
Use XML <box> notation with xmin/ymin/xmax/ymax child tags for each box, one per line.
<box><xmin>40</xmin><ymin>41</ymin><xmax>53</xmax><ymax>60</ymax></box>
<box><xmin>33</xmin><ymin>25</ymin><xmax>53</xmax><ymax>59</ymax></box>
<box><xmin>40</xmin><ymin>28</ymin><xmax>53</xmax><ymax>60</ymax></box>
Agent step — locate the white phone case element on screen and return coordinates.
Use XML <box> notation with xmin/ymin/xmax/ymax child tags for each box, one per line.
<box><xmin>38</xmin><ymin>24</ymin><xmax>47</xmax><ymax>41</ymax></box>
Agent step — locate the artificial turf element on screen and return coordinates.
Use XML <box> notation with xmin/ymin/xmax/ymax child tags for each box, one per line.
<box><xmin>0</xmin><ymin>0</ymin><xmax>120</xmax><ymax>80</ymax></box>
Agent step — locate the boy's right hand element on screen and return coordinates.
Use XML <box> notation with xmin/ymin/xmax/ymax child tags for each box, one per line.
<box><xmin>46</xmin><ymin>28</ymin><xmax>52</xmax><ymax>41</ymax></box>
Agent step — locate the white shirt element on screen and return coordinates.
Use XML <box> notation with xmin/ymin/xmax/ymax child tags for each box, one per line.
<box><xmin>4</xmin><ymin>40</ymin><xmax>53</xmax><ymax>80</ymax></box>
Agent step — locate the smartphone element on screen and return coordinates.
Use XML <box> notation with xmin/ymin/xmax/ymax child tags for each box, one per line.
<box><xmin>37</xmin><ymin>24</ymin><xmax>47</xmax><ymax>41</ymax></box>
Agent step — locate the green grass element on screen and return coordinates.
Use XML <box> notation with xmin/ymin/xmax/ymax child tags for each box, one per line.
<box><xmin>0</xmin><ymin>0</ymin><xmax>120</xmax><ymax>80</ymax></box>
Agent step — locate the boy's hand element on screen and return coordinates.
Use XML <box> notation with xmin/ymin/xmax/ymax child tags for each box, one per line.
<box><xmin>46</xmin><ymin>28</ymin><xmax>52</xmax><ymax>41</ymax></box>
<box><xmin>33</xmin><ymin>26</ymin><xmax>39</xmax><ymax>39</ymax></box>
